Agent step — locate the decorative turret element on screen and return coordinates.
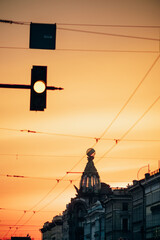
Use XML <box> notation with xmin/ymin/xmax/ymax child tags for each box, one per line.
<box><xmin>79</xmin><ymin>148</ymin><xmax>101</xmax><ymax>194</ymax></box>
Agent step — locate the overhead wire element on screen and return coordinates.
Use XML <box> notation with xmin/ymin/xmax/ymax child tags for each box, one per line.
<box><xmin>1</xmin><ymin>53</ymin><xmax>160</xmax><ymax>231</ymax></box>
<box><xmin>0</xmin><ymin>207</ymin><xmax>59</xmax><ymax>213</ymax></box>
<box><xmin>95</xmin><ymin>95</ymin><xmax>160</xmax><ymax>164</ymax></box>
<box><xmin>1</xmin><ymin>181</ymin><xmax>72</xmax><ymax>234</ymax></box>
<box><xmin>36</xmin><ymin>181</ymin><xmax>72</xmax><ymax>212</ymax></box>
<box><xmin>120</xmin><ymin>97</ymin><xmax>160</xmax><ymax>141</ymax></box>
<box><xmin>1</xmin><ymin>83</ymin><xmax>159</xmax><ymax>235</ymax></box>
<box><xmin>97</xmin><ymin>53</ymin><xmax>160</xmax><ymax>140</ymax></box>
<box><xmin>17</xmin><ymin>211</ymin><xmax>36</xmax><ymax>229</ymax></box>
<box><xmin>0</xmin><ymin>174</ymin><xmax>78</xmax><ymax>182</ymax></box>
<box><xmin>0</xmin><ymin>19</ymin><xmax>29</xmax><ymax>25</ymax></box>
<box><xmin>68</xmin><ymin>53</ymin><xmax>160</xmax><ymax>181</ymax></box>
<box><xmin>10</xmin><ymin>211</ymin><xmax>37</xmax><ymax>236</ymax></box>
<box><xmin>28</xmin><ymin>181</ymin><xmax>59</xmax><ymax>211</ymax></box>
<box><xmin>0</xmin><ymin>46</ymin><xmax>158</xmax><ymax>53</ymax></box>
<box><xmin>2</xmin><ymin>180</ymin><xmax>72</xmax><ymax>233</ymax></box>
<box><xmin>1</xmin><ymin>19</ymin><xmax>160</xmax><ymax>28</ymax></box>
<box><xmin>57</xmin><ymin>23</ymin><xmax>160</xmax><ymax>29</ymax></box>
<box><xmin>0</xmin><ymin>151</ymin><xmax>159</xmax><ymax>159</ymax></box>
<box><xmin>58</xmin><ymin>27</ymin><xmax>160</xmax><ymax>42</ymax></box>
<box><xmin>57</xmin><ymin>49</ymin><xmax>159</xmax><ymax>53</ymax></box>
<box><xmin>1</xmin><ymin>56</ymin><xmax>159</xmax><ymax>150</ymax></box>
<box><xmin>1</xmin><ymin>18</ymin><xmax>160</xmax><ymax>235</ymax></box>
<box><xmin>2</xmin><ymin>211</ymin><xmax>26</xmax><ymax>239</ymax></box>
<box><xmin>0</xmin><ymin>18</ymin><xmax>160</xmax><ymax>53</ymax></box>
<box><xmin>0</xmin><ymin>127</ymin><xmax>160</xmax><ymax>143</ymax></box>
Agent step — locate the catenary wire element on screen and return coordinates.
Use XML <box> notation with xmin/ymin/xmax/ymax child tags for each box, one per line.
<box><xmin>95</xmin><ymin>95</ymin><xmax>160</xmax><ymax>164</ymax></box>
<box><xmin>0</xmin><ymin>18</ymin><xmax>159</xmax><ymax>234</ymax></box>
<box><xmin>73</xmin><ymin>95</ymin><xmax>160</xmax><ymax>183</ymax></box>
<box><xmin>72</xmin><ymin>52</ymin><xmax>160</xmax><ymax>178</ymax></box>
<box><xmin>1</xmin><ymin>18</ymin><xmax>159</xmax><ymax>44</ymax></box>
<box><xmin>2</xmin><ymin>211</ymin><xmax>26</xmax><ymax>238</ymax></box>
<box><xmin>0</xmin><ymin>153</ymin><xmax>159</xmax><ymax>159</ymax></box>
<box><xmin>1</xmin><ymin>66</ymin><xmax>159</xmax><ymax>231</ymax></box>
<box><xmin>1</xmin><ymin>53</ymin><xmax>160</xmax><ymax>229</ymax></box>
<box><xmin>0</xmin><ymin>174</ymin><xmax>78</xmax><ymax>182</ymax></box>
<box><xmin>4</xmin><ymin>182</ymin><xmax>73</xmax><ymax>233</ymax></box>
<box><xmin>28</xmin><ymin>181</ymin><xmax>59</xmax><ymax>211</ymax></box>
<box><xmin>57</xmin><ymin>23</ymin><xmax>160</xmax><ymax>28</ymax></box>
<box><xmin>16</xmin><ymin>211</ymin><xmax>36</xmax><ymax>229</ymax></box>
<box><xmin>36</xmin><ymin>182</ymin><xmax>72</xmax><ymax>212</ymax></box>
<box><xmin>58</xmin><ymin>27</ymin><xmax>160</xmax><ymax>42</ymax></box>
<box><xmin>1</xmin><ymin>19</ymin><xmax>160</xmax><ymax>28</ymax></box>
<box><xmin>0</xmin><ymin>46</ymin><xmax>159</xmax><ymax>53</ymax></box>
<box><xmin>0</xmin><ymin>128</ymin><xmax>159</xmax><ymax>143</ymax></box>
<box><xmin>1</xmin><ymin>54</ymin><xmax>159</xmax><ymax>148</ymax></box>
<box><xmin>97</xmin><ymin>53</ymin><xmax>160</xmax><ymax>140</ymax></box>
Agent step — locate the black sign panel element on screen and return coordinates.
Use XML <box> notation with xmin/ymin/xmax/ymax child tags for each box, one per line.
<box><xmin>30</xmin><ymin>23</ymin><xmax>56</xmax><ymax>50</ymax></box>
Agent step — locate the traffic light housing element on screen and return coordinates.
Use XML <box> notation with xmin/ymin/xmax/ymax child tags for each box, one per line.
<box><xmin>30</xmin><ymin>66</ymin><xmax>47</xmax><ymax>111</ymax></box>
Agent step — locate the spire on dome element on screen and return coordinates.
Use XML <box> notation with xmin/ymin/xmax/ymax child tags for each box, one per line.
<box><xmin>79</xmin><ymin>148</ymin><xmax>101</xmax><ymax>194</ymax></box>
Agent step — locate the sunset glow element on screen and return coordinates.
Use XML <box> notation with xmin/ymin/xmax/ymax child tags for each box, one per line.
<box><xmin>0</xmin><ymin>0</ymin><xmax>160</xmax><ymax>239</ymax></box>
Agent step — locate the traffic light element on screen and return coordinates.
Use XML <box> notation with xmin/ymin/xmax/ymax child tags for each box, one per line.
<box><xmin>30</xmin><ymin>66</ymin><xmax>47</xmax><ymax>111</ymax></box>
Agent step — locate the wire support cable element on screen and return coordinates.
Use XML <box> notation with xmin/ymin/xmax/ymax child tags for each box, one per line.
<box><xmin>2</xmin><ymin>211</ymin><xmax>26</xmax><ymax>238</ymax></box>
<box><xmin>1</xmin><ymin>19</ymin><xmax>160</xmax><ymax>28</ymax></box>
<box><xmin>10</xmin><ymin>211</ymin><xmax>36</xmax><ymax>236</ymax></box>
<box><xmin>57</xmin><ymin>23</ymin><xmax>160</xmax><ymax>29</ymax></box>
<box><xmin>57</xmin><ymin>49</ymin><xmax>159</xmax><ymax>53</ymax></box>
<box><xmin>98</xmin><ymin>53</ymin><xmax>160</xmax><ymax>140</ymax></box>
<box><xmin>0</xmin><ymin>19</ymin><xmax>30</xmax><ymax>25</ymax></box>
<box><xmin>1</xmin><ymin>55</ymin><xmax>160</xmax><ymax>233</ymax></box>
<box><xmin>1</xmin><ymin>18</ymin><xmax>159</xmax><ymax>42</ymax></box>
<box><xmin>5</xmin><ymin>182</ymin><xmax>73</xmax><ymax>233</ymax></box>
<box><xmin>28</xmin><ymin>181</ymin><xmax>59</xmax><ymax>211</ymax></box>
<box><xmin>1</xmin><ymin>53</ymin><xmax>159</xmax><ymax>213</ymax></box>
<box><xmin>1</xmin><ymin>128</ymin><xmax>159</xmax><ymax>144</ymax></box>
<box><xmin>95</xmin><ymin>95</ymin><xmax>160</xmax><ymax>164</ymax></box>
<box><xmin>1</xmin><ymin>20</ymin><xmax>160</xmax><ymax>233</ymax></box>
<box><xmin>37</xmin><ymin>182</ymin><xmax>72</xmax><ymax>212</ymax></box>
<box><xmin>72</xmin><ymin>52</ymin><xmax>160</xmax><ymax>176</ymax></box>
<box><xmin>0</xmin><ymin>46</ymin><xmax>159</xmax><ymax>53</ymax></box>
<box><xmin>0</xmin><ymin>207</ymin><xmax>59</xmax><ymax>213</ymax></box>
<box><xmin>17</xmin><ymin>211</ymin><xmax>36</xmax><ymax>229</ymax></box>
<box><xmin>58</xmin><ymin>27</ymin><xmax>160</xmax><ymax>42</ymax></box>
<box><xmin>0</xmin><ymin>173</ymin><xmax>78</xmax><ymax>182</ymax></box>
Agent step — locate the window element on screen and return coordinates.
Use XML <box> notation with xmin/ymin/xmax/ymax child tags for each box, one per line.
<box><xmin>122</xmin><ymin>218</ymin><xmax>128</xmax><ymax>231</ymax></box>
<box><xmin>122</xmin><ymin>202</ymin><xmax>128</xmax><ymax>211</ymax></box>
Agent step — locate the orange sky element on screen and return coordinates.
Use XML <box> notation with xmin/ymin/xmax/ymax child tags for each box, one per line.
<box><xmin>0</xmin><ymin>0</ymin><xmax>160</xmax><ymax>239</ymax></box>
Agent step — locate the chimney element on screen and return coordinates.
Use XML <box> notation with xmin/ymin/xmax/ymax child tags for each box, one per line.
<box><xmin>145</xmin><ymin>173</ymin><xmax>150</xmax><ymax>180</ymax></box>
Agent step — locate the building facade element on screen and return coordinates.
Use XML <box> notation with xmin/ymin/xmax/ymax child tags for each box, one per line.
<box><xmin>40</xmin><ymin>148</ymin><xmax>160</xmax><ymax>240</ymax></box>
<box><xmin>128</xmin><ymin>170</ymin><xmax>160</xmax><ymax>240</ymax></box>
<box><xmin>62</xmin><ymin>148</ymin><xmax>112</xmax><ymax>240</ymax></box>
<box><xmin>40</xmin><ymin>215</ymin><xmax>63</xmax><ymax>240</ymax></box>
<box><xmin>104</xmin><ymin>188</ymin><xmax>132</xmax><ymax>240</ymax></box>
<box><xmin>84</xmin><ymin>200</ymin><xmax>105</xmax><ymax>240</ymax></box>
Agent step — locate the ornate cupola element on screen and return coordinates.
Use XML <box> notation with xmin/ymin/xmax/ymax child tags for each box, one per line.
<box><xmin>79</xmin><ymin>148</ymin><xmax>101</xmax><ymax>195</ymax></box>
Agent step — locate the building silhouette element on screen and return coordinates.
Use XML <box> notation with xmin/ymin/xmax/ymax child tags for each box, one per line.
<box><xmin>128</xmin><ymin>170</ymin><xmax>160</xmax><ymax>240</ymax></box>
<box><xmin>11</xmin><ymin>237</ymin><xmax>31</xmax><ymax>240</ymax></box>
<box><xmin>40</xmin><ymin>215</ymin><xmax>62</xmax><ymax>240</ymax></box>
<box><xmin>40</xmin><ymin>148</ymin><xmax>160</xmax><ymax>240</ymax></box>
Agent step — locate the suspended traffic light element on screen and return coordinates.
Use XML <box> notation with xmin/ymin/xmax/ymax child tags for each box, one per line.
<box><xmin>30</xmin><ymin>66</ymin><xmax>47</xmax><ymax>111</ymax></box>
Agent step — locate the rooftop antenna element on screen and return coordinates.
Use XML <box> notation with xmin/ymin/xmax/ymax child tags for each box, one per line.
<box><xmin>137</xmin><ymin>164</ymin><xmax>150</xmax><ymax>180</ymax></box>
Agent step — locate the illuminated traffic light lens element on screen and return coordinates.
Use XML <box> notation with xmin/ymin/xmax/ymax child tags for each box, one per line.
<box><xmin>33</xmin><ymin>81</ymin><xmax>46</xmax><ymax>93</ymax></box>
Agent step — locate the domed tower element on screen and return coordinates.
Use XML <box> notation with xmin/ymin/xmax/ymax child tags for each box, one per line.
<box><xmin>78</xmin><ymin>148</ymin><xmax>101</xmax><ymax>203</ymax></box>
